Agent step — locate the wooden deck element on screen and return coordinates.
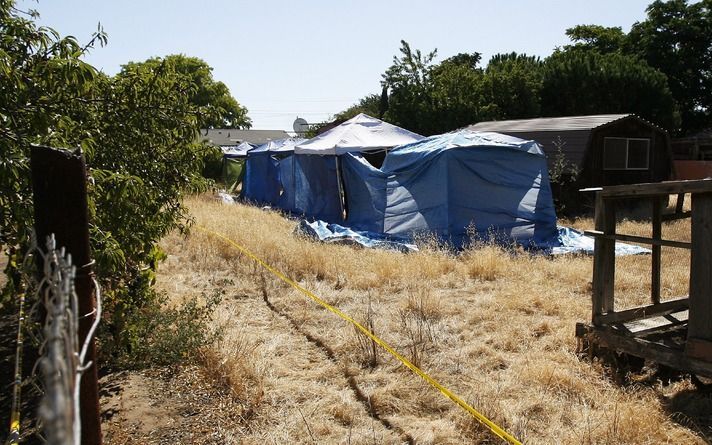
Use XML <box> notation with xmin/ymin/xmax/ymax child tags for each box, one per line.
<box><xmin>577</xmin><ymin>309</ymin><xmax>712</xmax><ymax>378</ymax></box>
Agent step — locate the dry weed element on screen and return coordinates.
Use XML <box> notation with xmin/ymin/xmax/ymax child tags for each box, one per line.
<box><xmin>150</xmin><ymin>195</ymin><xmax>707</xmax><ymax>444</ymax></box>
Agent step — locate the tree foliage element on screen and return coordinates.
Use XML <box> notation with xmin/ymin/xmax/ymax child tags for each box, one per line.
<box><xmin>339</xmin><ymin>1</ymin><xmax>710</xmax><ymax>136</ymax></box>
<box><xmin>628</xmin><ymin>0</ymin><xmax>712</xmax><ymax>133</ymax></box>
<box><xmin>481</xmin><ymin>52</ymin><xmax>543</xmax><ymax>120</ymax></box>
<box><xmin>541</xmin><ymin>49</ymin><xmax>677</xmax><ymax>129</ymax></box>
<box><xmin>333</xmin><ymin>94</ymin><xmax>382</xmax><ymax>121</ymax></box>
<box><xmin>0</xmin><ymin>1</ymin><xmax>230</xmax><ymax>363</ymax></box>
<box><xmin>563</xmin><ymin>1</ymin><xmax>711</xmax><ymax>133</ymax></box>
<box><xmin>380</xmin><ymin>41</ymin><xmax>494</xmax><ymax>135</ymax></box>
<box><xmin>122</xmin><ymin>54</ymin><xmax>251</xmax><ymax>129</ymax></box>
<box><xmin>565</xmin><ymin>25</ymin><xmax>628</xmax><ymax>53</ymax></box>
<box><xmin>381</xmin><ymin>40</ymin><xmax>439</xmax><ymax>134</ymax></box>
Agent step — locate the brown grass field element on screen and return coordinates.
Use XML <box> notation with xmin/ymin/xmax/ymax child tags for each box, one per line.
<box><xmin>153</xmin><ymin>194</ymin><xmax>711</xmax><ymax>444</ymax></box>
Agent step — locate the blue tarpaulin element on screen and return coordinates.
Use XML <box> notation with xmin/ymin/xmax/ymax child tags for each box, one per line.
<box><xmin>296</xmin><ymin>219</ymin><xmax>418</xmax><ymax>252</ymax></box>
<box><xmin>291</xmin><ymin>154</ymin><xmax>344</xmax><ymax>222</ymax></box>
<box><xmin>297</xmin><ymin>220</ymin><xmax>650</xmax><ymax>256</ymax></box>
<box><xmin>551</xmin><ymin>226</ymin><xmax>650</xmax><ymax>255</ymax></box>
<box><xmin>241</xmin><ymin>138</ymin><xmax>305</xmax><ymax>206</ymax></box>
<box><xmin>341</xmin><ymin>130</ymin><xmax>559</xmax><ymax>248</ymax></box>
<box><xmin>241</xmin><ymin>152</ymin><xmax>279</xmax><ymax>203</ymax></box>
<box><xmin>278</xmin><ymin>154</ymin><xmax>296</xmax><ymax>212</ymax></box>
<box><xmin>286</xmin><ymin>114</ymin><xmax>423</xmax><ymax>223</ymax></box>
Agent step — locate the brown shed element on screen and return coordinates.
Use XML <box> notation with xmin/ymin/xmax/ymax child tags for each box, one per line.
<box><xmin>468</xmin><ymin>114</ymin><xmax>673</xmax><ymax>191</ymax></box>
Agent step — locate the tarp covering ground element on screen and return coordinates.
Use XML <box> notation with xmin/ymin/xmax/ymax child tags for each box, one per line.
<box><xmin>297</xmin><ymin>220</ymin><xmax>650</xmax><ymax>256</ymax></box>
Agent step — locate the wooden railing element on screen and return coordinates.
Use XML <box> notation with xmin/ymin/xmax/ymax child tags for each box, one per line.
<box><xmin>582</xmin><ymin>179</ymin><xmax>712</xmax><ymax>361</ymax></box>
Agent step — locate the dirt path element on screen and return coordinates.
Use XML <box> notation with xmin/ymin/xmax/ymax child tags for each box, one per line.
<box><xmin>101</xmin><ymin>366</ymin><xmax>244</xmax><ymax>445</ymax></box>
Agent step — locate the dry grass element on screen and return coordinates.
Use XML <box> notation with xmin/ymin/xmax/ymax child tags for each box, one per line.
<box><xmin>153</xmin><ymin>193</ymin><xmax>710</xmax><ymax>444</ymax></box>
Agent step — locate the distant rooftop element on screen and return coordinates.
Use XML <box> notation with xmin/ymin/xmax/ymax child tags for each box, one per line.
<box><xmin>199</xmin><ymin>129</ymin><xmax>291</xmax><ymax>146</ymax></box>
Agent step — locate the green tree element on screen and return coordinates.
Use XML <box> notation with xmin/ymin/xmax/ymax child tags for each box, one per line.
<box><xmin>628</xmin><ymin>0</ymin><xmax>712</xmax><ymax>133</ymax></box>
<box><xmin>382</xmin><ymin>40</ymin><xmax>438</xmax><ymax>134</ymax></box>
<box><xmin>481</xmin><ymin>52</ymin><xmax>543</xmax><ymax>120</ymax></box>
<box><xmin>333</xmin><ymin>94</ymin><xmax>382</xmax><ymax>121</ymax></box>
<box><xmin>429</xmin><ymin>52</ymin><xmax>490</xmax><ymax>133</ymax></box>
<box><xmin>382</xmin><ymin>41</ymin><xmax>490</xmax><ymax>135</ymax></box>
<box><xmin>1</xmin><ymin>1</ymin><xmax>105</xmax><ymax>296</ymax></box>
<box><xmin>0</xmin><ymin>1</ymin><xmax>219</xmax><ymax>363</ymax></box>
<box><xmin>122</xmin><ymin>54</ymin><xmax>251</xmax><ymax>129</ymax></box>
<box><xmin>541</xmin><ymin>49</ymin><xmax>677</xmax><ymax>130</ymax></box>
<box><xmin>565</xmin><ymin>24</ymin><xmax>628</xmax><ymax>53</ymax></box>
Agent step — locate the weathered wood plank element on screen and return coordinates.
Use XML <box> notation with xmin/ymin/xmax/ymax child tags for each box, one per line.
<box><xmin>687</xmin><ymin>192</ymin><xmax>712</xmax><ymax>345</ymax></box>
<box><xmin>620</xmin><ymin>310</ymin><xmax>688</xmax><ymax>336</ymax></box>
<box><xmin>583</xmin><ymin>230</ymin><xmax>692</xmax><ymax>249</ymax></box>
<box><xmin>590</xmin><ymin>179</ymin><xmax>712</xmax><ymax>198</ymax></box>
<box><xmin>675</xmin><ymin>193</ymin><xmax>685</xmax><ymax>214</ymax></box>
<box><xmin>592</xmin><ymin>194</ymin><xmax>616</xmax><ymax>321</ymax></box>
<box><xmin>651</xmin><ymin>197</ymin><xmax>662</xmax><ymax>304</ymax></box>
<box><xmin>686</xmin><ymin>338</ymin><xmax>712</xmax><ymax>361</ymax></box>
<box><xmin>661</xmin><ymin>210</ymin><xmax>691</xmax><ymax>222</ymax></box>
<box><xmin>580</xmin><ymin>324</ymin><xmax>712</xmax><ymax>377</ymax></box>
<box><xmin>593</xmin><ymin>297</ymin><xmax>689</xmax><ymax>325</ymax></box>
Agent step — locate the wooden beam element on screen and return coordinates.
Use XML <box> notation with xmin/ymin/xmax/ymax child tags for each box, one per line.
<box><xmin>687</xmin><ymin>192</ymin><xmax>712</xmax><ymax>345</ymax></box>
<box><xmin>661</xmin><ymin>210</ymin><xmax>691</xmax><ymax>222</ymax></box>
<box><xmin>582</xmin><ymin>324</ymin><xmax>712</xmax><ymax>377</ymax></box>
<box><xmin>651</xmin><ymin>197</ymin><xmax>662</xmax><ymax>304</ymax></box>
<box><xmin>593</xmin><ymin>297</ymin><xmax>689</xmax><ymax>325</ymax></box>
<box><xmin>583</xmin><ymin>230</ymin><xmax>692</xmax><ymax>249</ymax></box>
<box><xmin>674</xmin><ymin>193</ymin><xmax>685</xmax><ymax>214</ymax></box>
<box><xmin>592</xmin><ymin>193</ymin><xmax>616</xmax><ymax>321</ymax></box>
<box><xmin>594</xmin><ymin>179</ymin><xmax>712</xmax><ymax>198</ymax></box>
<box><xmin>687</xmin><ymin>338</ymin><xmax>712</xmax><ymax>361</ymax></box>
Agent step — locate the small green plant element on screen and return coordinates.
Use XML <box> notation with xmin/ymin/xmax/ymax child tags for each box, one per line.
<box><xmin>100</xmin><ymin>284</ymin><xmax>224</xmax><ymax>370</ymax></box>
<box><xmin>548</xmin><ymin>136</ymin><xmax>580</xmax><ymax>214</ymax></box>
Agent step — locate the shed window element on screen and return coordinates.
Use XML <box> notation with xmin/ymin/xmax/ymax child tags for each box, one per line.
<box><xmin>603</xmin><ymin>137</ymin><xmax>650</xmax><ymax>170</ymax></box>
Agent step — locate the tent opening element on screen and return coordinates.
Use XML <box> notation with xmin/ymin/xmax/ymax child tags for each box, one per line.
<box><xmin>361</xmin><ymin>150</ymin><xmax>387</xmax><ymax>168</ymax></box>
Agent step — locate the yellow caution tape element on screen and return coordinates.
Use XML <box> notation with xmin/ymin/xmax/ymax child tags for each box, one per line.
<box><xmin>197</xmin><ymin>226</ymin><xmax>522</xmax><ymax>445</ymax></box>
<box><xmin>8</xmin><ymin>418</ymin><xmax>19</xmax><ymax>442</ymax></box>
<box><xmin>7</xmin><ymin>291</ymin><xmax>24</xmax><ymax>445</ymax></box>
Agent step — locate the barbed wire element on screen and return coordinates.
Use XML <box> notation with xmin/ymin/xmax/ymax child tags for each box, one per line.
<box><xmin>6</xmin><ymin>233</ymin><xmax>101</xmax><ymax>445</ymax></box>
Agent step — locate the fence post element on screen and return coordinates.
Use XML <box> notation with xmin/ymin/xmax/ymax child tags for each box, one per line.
<box><xmin>30</xmin><ymin>145</ymin><xmax>102</xmax><ymax>445</ymax></box>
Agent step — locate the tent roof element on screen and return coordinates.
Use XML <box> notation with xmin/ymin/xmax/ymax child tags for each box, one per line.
<box><xmin>251</xmin><ymin>137</ymin><xmax>307</xmax><ymax>154</ymax></box>
<box><xmin>382</xmin><ymin>130</ymin><xmax>544</xmax><ymax>171</ymax></box>
<box><xmin>222</xmin><ymin>141</ymin><xmax>255</xmax><ymax>158</ymax></box>
<box><xmin>295</xmin><ymin>113</ymin><xmax>423</xmax><ymax>155</ymax></box>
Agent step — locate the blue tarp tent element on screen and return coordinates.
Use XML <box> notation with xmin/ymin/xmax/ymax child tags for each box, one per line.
<box><xmin>241</xmin><ymin>138</ymin><xmax>305</xmax><ymax>205</ymax></box>
<box><xmin>290</xmin><ymin>113</ymin><xmax>423</xmax><ymax>222</ymax></box>
<box><xmin>340</xmin><ymin>130</ymin><xmax>559</xmax><ymax>248</ymax></box>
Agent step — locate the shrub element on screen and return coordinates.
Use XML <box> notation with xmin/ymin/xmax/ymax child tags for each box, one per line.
<box><xmin>100</xmin><ymin>286</ymin><xmax>224</xmax><ymax>370</ymax></box>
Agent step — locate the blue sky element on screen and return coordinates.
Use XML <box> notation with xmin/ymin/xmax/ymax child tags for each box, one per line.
<box><xmin>21</xmin><ymin>0</ymin><xmax>654</xmax><ymax>130</ymax></box>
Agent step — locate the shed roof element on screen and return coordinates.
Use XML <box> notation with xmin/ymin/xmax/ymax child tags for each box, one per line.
<box><xmin>199</xmin><ymin>129</ymin><xmax>291</xmax><ymax>146</ymax></box>
<box><xmin>467</xmin><ymin>114</ymin><xmax>660</xmax><ymax>167</ymax></box>
<box><xmin>468</xmin><ymin>114</ymin><xmax>632</xmax><ymax>132</ymax></box>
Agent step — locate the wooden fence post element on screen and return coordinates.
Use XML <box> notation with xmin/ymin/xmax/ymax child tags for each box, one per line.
<box><xmin>30</xmin><ymin>146</ymin><xmax>102</xmax><ymax>445</ymax></box>
<box><xmin>592</xmin><ymin>193</ymin><xmax>616</xmax><ymax>322</ymax></box>
<box><xmin>687</xmin><ymin>192</ymin><xmax>712</xmax><ymax>359</ymax></box>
